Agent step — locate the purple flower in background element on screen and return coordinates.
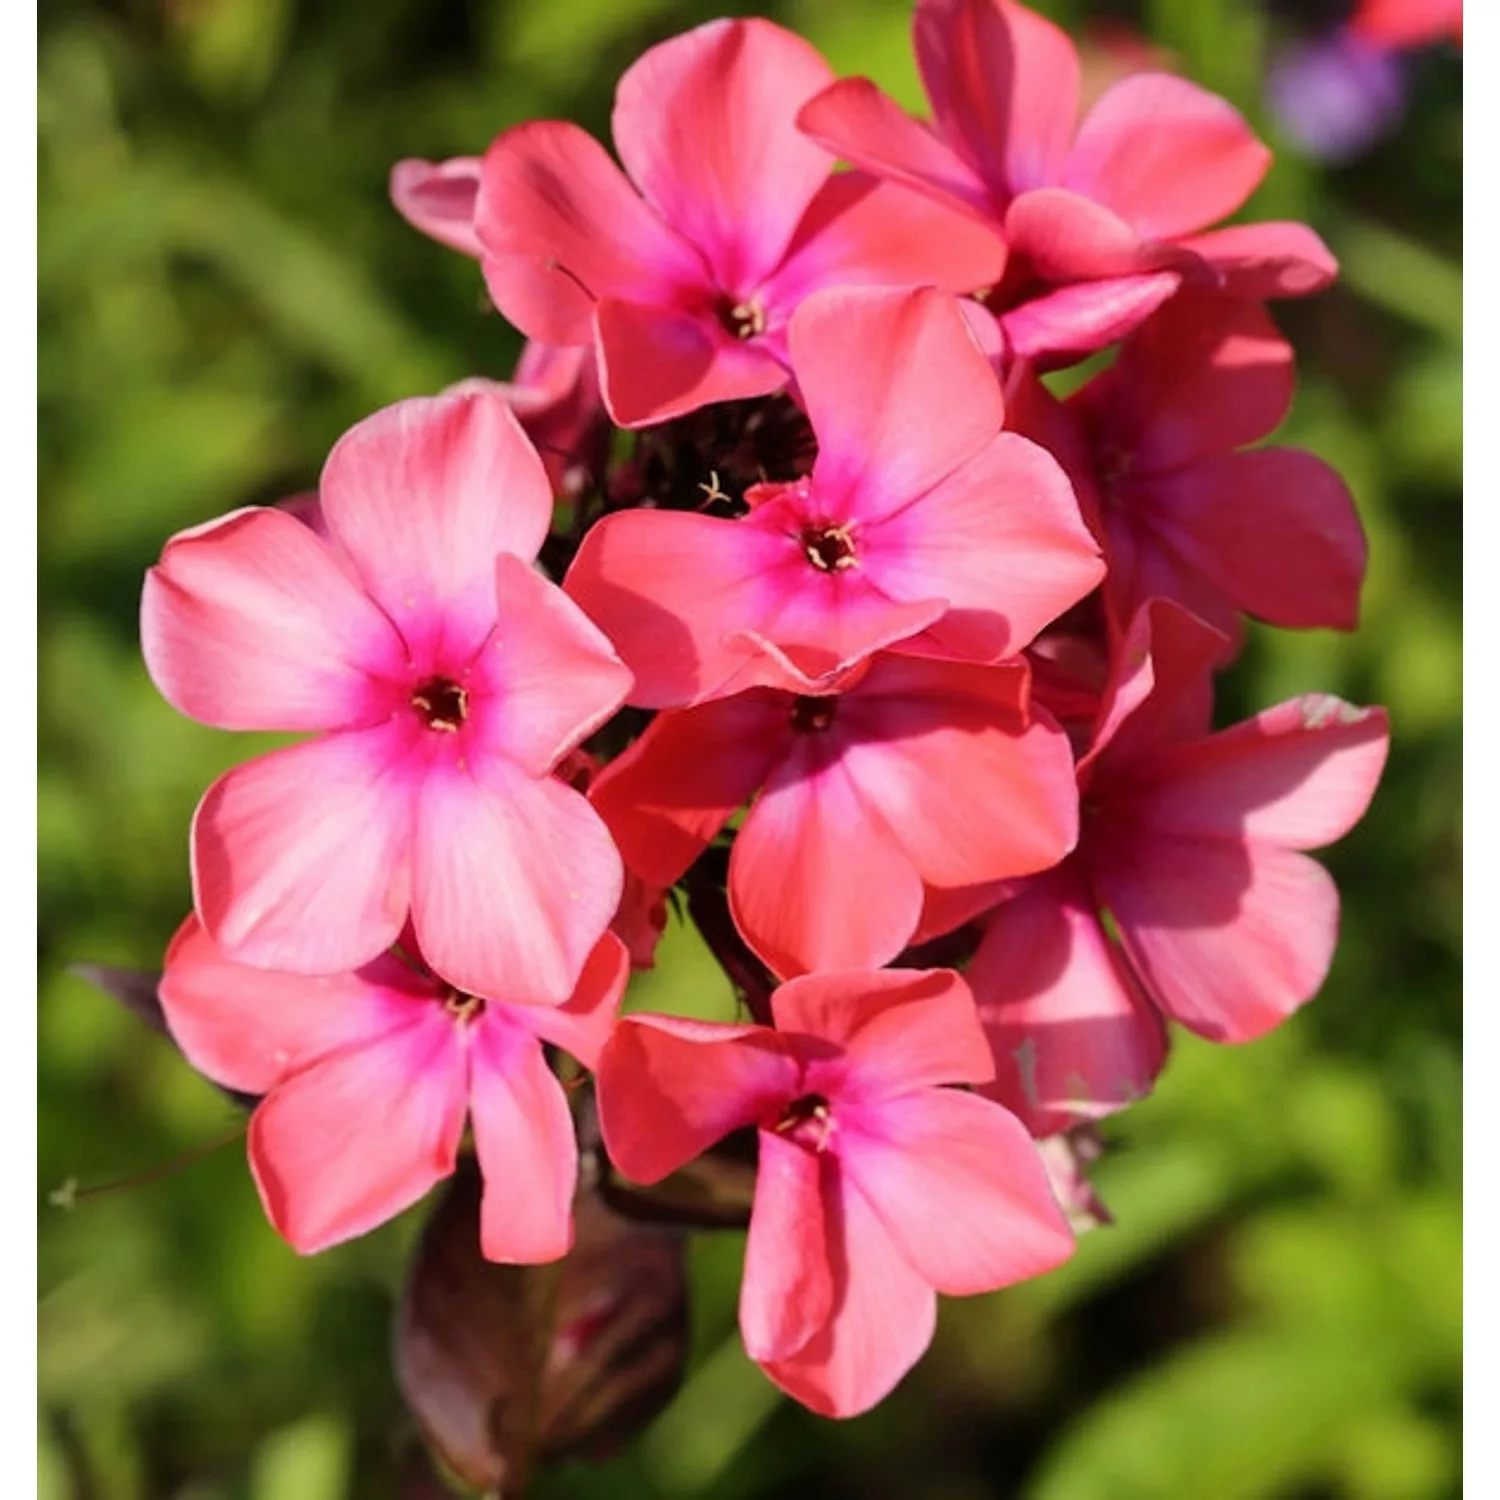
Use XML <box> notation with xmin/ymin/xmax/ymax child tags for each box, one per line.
<box><xmin>1266</xmin><ymin>29</ymin><xmax>1406</xmax><ymax>163</ymax></box>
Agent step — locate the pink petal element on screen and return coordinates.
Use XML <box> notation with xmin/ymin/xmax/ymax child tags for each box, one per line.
<box><xmin>759</xmin><ymin>1167</ymin><xmax>936</xmax><ymax>1419</ymax></box>
<box><xmin>764</xmin><ymin>171</ymin><xmax>1007</xmax><ymax>310</ymax></box>
<box><xmin>318</xmin><ymin>389</ymin><xmax>553</xmax><ymax>665</ymax></box>
<box><xmin>967</xmin><ymin>869</ymin><xmax>1165</xmax><ymax>1135</ymax></box>
<box><xmin>1073</xmin><ymin>292</ymin><xmax>1294</xmax><ymax>471</ymax></box>
<box><xmin>1142</xmin><ymin>448</ymin><xmax>1368</xmax><ymax>632</ymax></box>
<box><xmin>1098</xmin><ymin>834</ymin><xmax>1343</xmax><ymax>1043</ymax></box>
<box><xmin>837</xmin><ymin>657</ymin><xmax>1080</xmax><ymax>888</ymax></box>
<box><xmin>411</xmin><ymin>757</ymin><xmax>621</xmax><ymax>1005</ymax></box>
<box><xmin>740</xmin><ymin>1132</ymin><xmax>834</xmax><ymax>1362</ymax></box>
<box><xmin>796</xmin><ymin>77</ymin><xmax>993</xmax><ymax>219</ymax></box>
<box><xmin>588</xmin><ymin>693</ymin><xmax>791</xmax><ymax>886</ymax></box>
<box><xmin>475</xmin><ymin>120</ymin><xmax>709</xmax><ymax>345</ymax></box>
<box><xmin>192</xmin><ymin>730</ymin><xmax>414</xmax><ymax>974</ymax></box>
<box><xmin>1065</xmin><ymin>73</ymin><xmax>1271</xmax><ymax>239</ymax></box>
<box><xmin>593</xmin><ymin>297</ymin><xmax>788</xmax><ymax>429</ymax></box>
<box><xmin>729</xmin><ymin>733</ymin><xmax>925</xmax><ymax>977</ymax></box>
<box><xmin>389</xmin><ymin>156</ymin><xmax>484</xmax><ymax>258</ymax></box>
<box><xmin>612</xmin><ymin>18</ymin><xmax>835</xmax><ymax>294</ymax></box>
<box><xmin>596</xmin><ymin>1015</ymin><xmax>799</xmax><ymax>1185</ymax></box>
<box><xmin>770</xmin><ymin>967</ymin><xmax>995</xmax><ymax>1098</ymax></box>
<box><xmin>159</xmin><ymin>915</ymin><xmax>439</xmax><ymax>1095</ymax></box>
<box><xmin>469</xmin><ymin>1017</ymin><xmax>579</xmax><ymax>1263</ymax></box>
<box><xmin>462</xmin><ymin>553</ymin><xmax>632</xmax><ymax>778</ymax></box>
<box><xmin>1126</xmin><ymin>698</ymin><xmax>1389</xmax><ymax>850</ymax></box>
<box><xmin>248</xmin><ymin>1012</ymin><xmax>467</xmax><ymax>1253</ymax></box>
<box><xmin>496</xmin><ymin>931</ymin><xmax>630</xmax><ymax>1072</ymax></box>
<box><xmin>1005</xmin><ymin>187</ymin><xmax>1170</xmax><ymax>282</ymax></box>
<box><xmin>865</xmin><ymin>428</ymin><xmax>1104</xmax><ymax>660</ymax></box>
<box><xmin>791</xmin><ymin>286</ymin><xmax>1005</xmax><ymax>523</ymax></box>
<box><xmin>1000</xmin><ymin>271</ymin><xmax>1180</xmax><ymax>367</ymax></box>
<box><xmin>914</xmin><ymin>0</ymin><xmax>1081</xmax><ymax>196</ymax></box>
<box><xmin>142</xmin><ymin>507</ymin><xmax>406</xmax><ymax>732</ymax></box>
<box><xmin>1182</xmin><ymin>221</ymin><xmax>1339</xmax><ymax>299</ymax></box>
<box><xmin>843</xmin><ymin>1088</ymin><xmax>1076</xmax><ymax>1295</ymax></box>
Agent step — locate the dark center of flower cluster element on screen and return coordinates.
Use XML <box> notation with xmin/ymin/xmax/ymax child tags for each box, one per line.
<box><xmin>717</xmin><ymin>295</ymin><xmax>767</xmax><ymax>341</ymax></box>
<box><xmin>443</xmin><ymin>990</ymin><xmax>485</xmax><ymax>1024</ymax></box>
<box><xmin>773</xmin><ymin>1092</ymin><xmax>836</xmax><ymax>1152</ymax></box>
<box><xmin>411</xmin><ymin>676</ymin><xmax>469</xmax><ymax>732</ymax></box>
<box><xmin>790</xmin><ymin>696</ymin><xmax>837</xmax><ymax>734</ymax></box>
<box><xmin>801</xmin><ymin>523</ymin><xmax>857</xmax><ymax>572</ymax></box>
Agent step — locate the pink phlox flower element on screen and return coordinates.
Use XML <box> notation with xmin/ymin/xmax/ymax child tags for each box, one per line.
<box><xmin>473</xmin><ymin>17</ymin><xmax>1009</xmax><ymax>427</ymax></box>
<box><xmin>589</xmin><ymin>651</ymin><xmax>1078</xmax><ymax>978</ymax></box>
<box><xmin>595</xmin><ymin>968</ymin><xmax>1076</xmax><ymax>1417</ymax></box>
<box><xmin>158</xmin><ymin>915</ymin><xmax>629</xmax><ymax>1261</ymax></box>
<box><xmin>141</xmin><ymin>387</ymin><xmax>633</xmax><ymax>1005</ymax></box>
<box><xmin>1067</xmin><ymin>291</ymin><xmax>1368</xmax><ymax>652</ymax></box>
<box><xmin>799</xmin><ymin>0</ymin><xmax>1338</xmax><ymax>365</ymax></box>
<box><xmin>390</xmin><ymin>155</ymin><xmax>485</xmax><ymax>258</ymax></box>
<box><xmin>565</xmin><ymin>284</ymin><xmax>1103</xmax><ymax>709</ymax></box>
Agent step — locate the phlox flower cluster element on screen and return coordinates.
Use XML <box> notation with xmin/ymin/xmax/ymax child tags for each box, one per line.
<box><xmin>141</xmin><ymin>0</ymin><xmax>1390</xmax><ymax>1422</ymax></box>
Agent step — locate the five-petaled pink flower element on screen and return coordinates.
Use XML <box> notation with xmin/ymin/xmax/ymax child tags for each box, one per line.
<box><xmin>142</xmin><ymin>387</ymin><xmax>632</xmax><ymax>1004</ymax></box>
<box><xmin>474</xmin><ymin>16</ymin><xmax>1007</xmax><ymax>427</ymax></box>
<box><xmin>597</xmin><ymin>968</ymin><xmax>1076</xmax><ymax>1417</ymax></box>
<box><xmin>159</xmin><ymin>916</ymin><xmax>629</xmax><ymax>1260</ymax></box>
<box><xmin>566</xmin><ymin>284</ymin><xmax>1103</xmax><ymax>708</ymax></box>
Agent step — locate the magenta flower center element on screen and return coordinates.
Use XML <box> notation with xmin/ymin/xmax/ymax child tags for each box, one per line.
<box><xmin>717</xmin><ymin>294</ymin><xmax>767</xmax><ymax>341</ymax></box>
<box><xmin>790</xmin><ymin>696</ymin><xmax>837</xmax><ymax>734</ymax></box>
<box><xmin>800</xmin><ymin>523</ymin><xmax>857</xmax><ymax>572</ymax></box>
<box><xmin>410</xmin><ymin>676</ymin><xmax>469</xmax><ymax>732</ymax></box>
<box><xmin>442</xmin><ymin>989</ymin><xmax>485</xmax><ymax>1024</ymax></box>
<box><xmin>773</xmin><ymin>1092</ymin><xmax>836</xmax><ymax>1152</ymax></box>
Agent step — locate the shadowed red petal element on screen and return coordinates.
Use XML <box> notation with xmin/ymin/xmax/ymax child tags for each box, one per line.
<box><xmin>498</xmin><ymin>932</ymin><xmax>630</xmax><ymax>1072</ymax></box>
<box><xmin>1182</xmin><ymin>221</ymin><xmax>1339</xmax><ymax>299</ymax></box>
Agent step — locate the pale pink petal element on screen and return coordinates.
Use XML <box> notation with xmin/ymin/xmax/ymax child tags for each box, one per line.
<box><xmin>411</xmin><ymin>758</ymin><xmax>621</xmax><ymax>1005</ymax></box>
<box><xmin>967</xmin><ymin>869</ymin><xmax>1165</xmax><ymax>1135</ymax></box>
<box><xmin>612</xmin><ymin>18</ymin><xmax>835</xmax><ymax>293</ymax></box>
<box><xmin>192</xmin><ymin>730</ymin><xmax>414</xmax><ymax>974</ymax></box>
<box><xmin>915</xmin><ymin>0</ymin><xmax>1081</xmax><ymax>195</ymax></box>
<box><xmin>318</xmin><ymin>389</ymin><xmax>552</xmax><ymax>664</ymax></box>
<box><xmin>248</xmin><ymin>1012</ymin><xmax>466</xmax><ymax>1253</ymax></box>
<box><xmin>475</xmin><ymin>120</ymin><xmax>709</xmax><ymax>345</ymax></box>
<box><xmin>596</xmin><ymin>1015</ymin><xmax>799</xmax><ymax>1184</ymax></box>
<box><xmin>1143</xmin><ymin>449</ymin><xmax>1368</xmax><ymax>631</ymax></box>
<box><xmin>1182</xmin><ymin>221</ymin><xmax>1339</xmax><ymax>299</ymax></box>
<box><xmin>741</xmin><ymin>1132</ymin><xmax>834</xmax><ymax>1362</ymax></box>
<box><xmin>593</xmin><ymin>298</ymin><xmax>788</xmax><ymax>429</ymax></box>
<box><xmin>461</xmin><ymin>553</ymin><xmax>631</xmax><ymax>778</ymax></box>
<box><xmin>588</xmin><ymin>693</ymin><xmax>791</xmax><ymax>886</ymax></box>
<box><xmin>791</xmin><ymin>286</ymin><xmax>1005</xmax><ymax>522</ymax></box>
<box><xmin>838</xmin><ymin>658</ymin><xmax>1080</xmax><ymax>888</ymax></box>
<box><xmin>764</xmin><ymin>171</ymin><xmax>1006</xmax><ymax>310</ymax></box>
<box><xmin>729</xmin><ymin>734</ymin><xmax>925</xmax><ymax>977</ymax></box>
<box><xmin>770</xmin><ymin>967</ymin><xmax>994</xmax><ymax>1098</ymax></box>
<box><xmin>865</xmin><ymin>429</ymin><xmax>1104</xmax><ymax>660</ymax></box>
<box><xmin>1098</xmin><ymin>834</ymin><xmax>1342</xmax><ymax>1043</ymax></box>
<box><xmin>1000</xmin><ymin>271</ymin><xmax>1180</xmax><ymax>366</ymax></box>
<box><xmin>796</xmin><ymin>77</ymin><xmax>993</xmax><ymax>218</ymax></box>
<box><xmin>142</xmin><ymin>507</ymin><xmax>406</xmax><ymax>732</ymax></box>
<box><xmin>1126</xmin><ymin>698</ymin><xmax>1389</xmax><ymax>850</ymax></box>
<box><xmin>1065</xmin><ymin>74</ymin><xmax>1271</xmax><ymax>239</ymax></box>
<box><xmin>1073</xmin><ymin>292</ymin><xmax>1294</xmax><ymax>470</ymax></box>
<box><xmin>759</xmin><ymin>1168</ymin><xmax>936</xmax><ymax>1419</ymax></box>
<box><xmin>389</xmin><ymin>156</ymin><xmax>484</xmax><ymax>258</ymax></box>
<box><xmin>496</xmin><ymin>931</ymin><xmax>630</xmax><ymax>1071</ymax></box>
<box><xmin>843</xmin><ymin>1088</ymin><xmax>1075</xmax><ymax>1294</ymax></box>
<box><xmin>159</xmin><ymin>915</ymin><xmax>438</xmax><ymax>1095</ymax></box>
<box><xmin>469</xmin><ymin>1017</ymin><xmax>579</xmax><ymax>1263</ymax></box>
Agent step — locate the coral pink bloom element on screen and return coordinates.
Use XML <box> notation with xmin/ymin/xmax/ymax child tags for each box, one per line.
<box><xmin>1350</xmin><ymin>0</ymin><xmax>1462</xmax><ymax>49</ymax></box>
<box><xmin>799</xmin><ymin>0</ymin><xmax>1336</xmax><ymax>364</ymax></box>
<box><xmin>142</xmin><ymin>388</ymin><xmax>632</xmax><ymax>1003</ymax></box>
<box><xmin>1066</xmin><ymin>292</ymin><xmax>1368</xmax><ymax>649</ymax></box>
<box><xmin>965</xmin><ymin>602</ymin><xmax>1388</xmax><ymax>1130</ymax></box>
<box><xmin>596</xmin><ymin>969</ymin><xmax>1076</xmax><ymax>1417</ymax></box>
<box><xmin>567</xmin><ymin>285</ymin><xmax>1103</xmax><ymax>709</ymax></box>
<box><xmin>390</xmin><ymin>155</ymin><xmax>485</xmax><ymax>258</ymax></box>
<box><xmin>474</xmin><ymin>17</ymin><xmax>1007</xmax><ymax>427</ymax></box>
<box><xmin>591</xmin><ymin>654</ymin><xmax>1078</xmax><ymax>978</ymax></box>
<box><xmin>159</xmin><ymin>916</ymin><xmax>627</xmax><ymax>1260</ymax></box>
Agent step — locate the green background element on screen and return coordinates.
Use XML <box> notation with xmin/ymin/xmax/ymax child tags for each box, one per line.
<box><xmin>38</xmin><ymin>1</ymin><xmax>1461</xmax><ymax>1496</ymax></box>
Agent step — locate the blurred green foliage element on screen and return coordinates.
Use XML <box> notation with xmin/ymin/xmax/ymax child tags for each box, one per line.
<box><xmin>38</xmin><ymin>0</ymin><xmax>1460</xmax><ymax>1496</ymax></box>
